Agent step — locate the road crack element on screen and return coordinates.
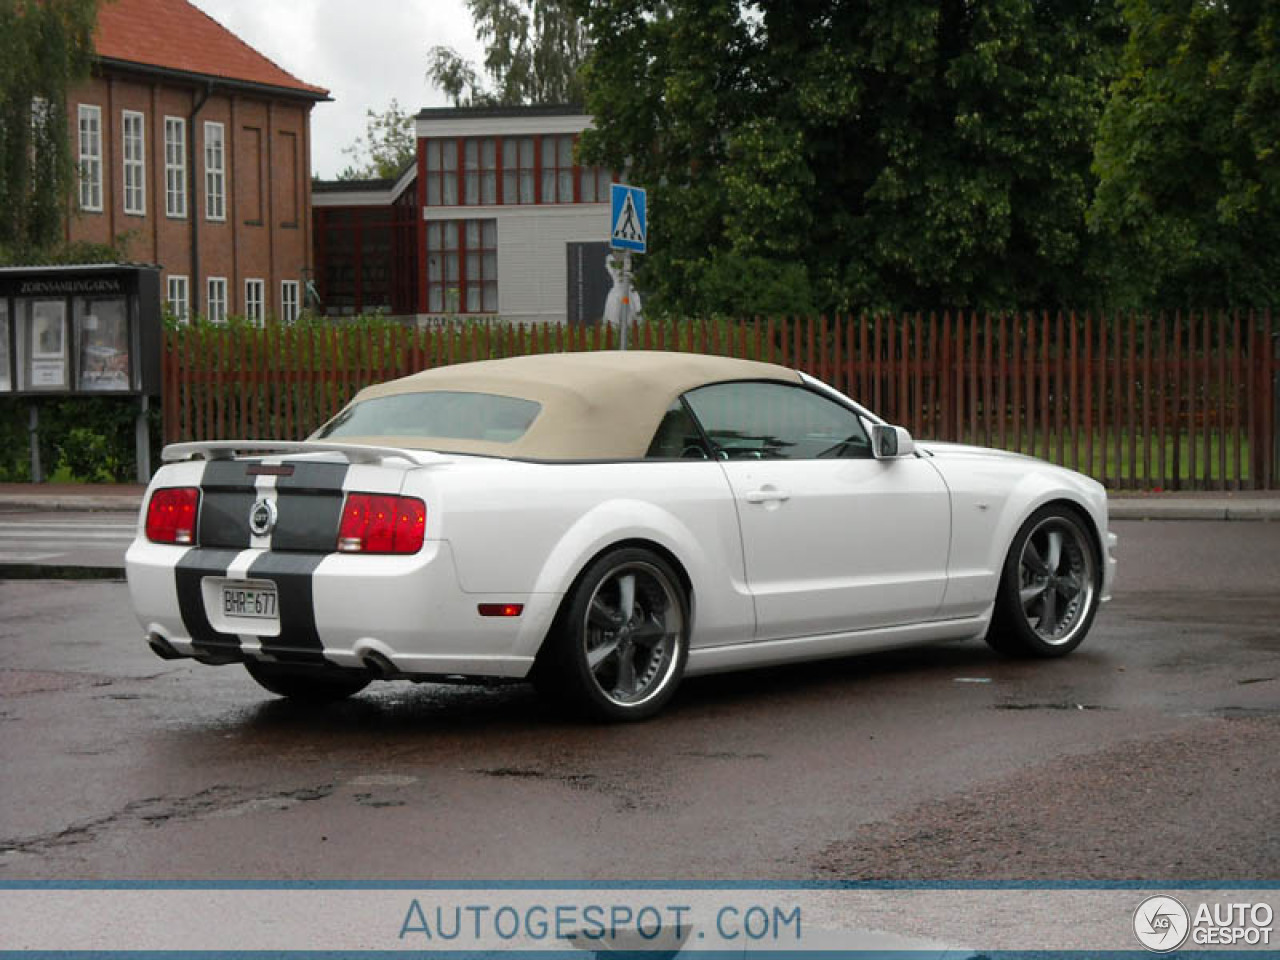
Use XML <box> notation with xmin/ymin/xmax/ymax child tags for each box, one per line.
<box><xmin>0</xmin><ymin>783</ymin><xmax>334</xmax><ymax>856</ymax></box>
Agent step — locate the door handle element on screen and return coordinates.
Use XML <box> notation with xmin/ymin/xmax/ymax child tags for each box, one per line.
<box><xmin>744</xmin><ymin>486</ymin><xmax>791</xmax><ymax>504</ymax></box>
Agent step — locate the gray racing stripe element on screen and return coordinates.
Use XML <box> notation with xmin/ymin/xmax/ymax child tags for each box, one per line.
<box><xmin>247</xmin><ymin>552</ymin><xmax>329</xmax><ymax>665</ymax></box>
<box><xmin>197</xmin><ymin>459</ymin><xmax>260</xmax><ymax>549</ymax></box>
<box><xmin>175</xmin><ymin>548</ymin><xmax>245</xmax><ymax>660</ymax></box>
<box><xmin>177</xmin><ymin>459</ymin><xmax>352</xmax><ymax>665</ymax></box>
<box><xmin>271</xmin><ymin>462</ymin><xmax>349</xmax><ymax>553</ymax></box>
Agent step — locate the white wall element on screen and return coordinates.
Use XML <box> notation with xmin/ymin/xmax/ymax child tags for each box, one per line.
<box><xmin>423</xmin><ymin>204</ymin><xmax>611</xmax><ymax>325</ymax></box>
<box><xmin>416</xmin><ymin>111</ymin><xmax>616</xmax><ymax>324</ymax></box>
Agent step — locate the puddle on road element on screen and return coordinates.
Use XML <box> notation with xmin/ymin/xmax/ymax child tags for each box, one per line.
<box><xmin>991</xmin><ymin>702</ymin><xmax>1113</xmax><ymax>711</ymax></box>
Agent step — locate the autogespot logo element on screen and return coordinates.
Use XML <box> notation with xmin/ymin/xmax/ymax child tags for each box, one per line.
<box><xmin>1134</xmin><ymin>895</ymin><xmax>1191</xmax><ymax>952</ymax></box>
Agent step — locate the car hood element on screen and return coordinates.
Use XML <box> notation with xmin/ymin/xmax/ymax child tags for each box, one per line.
<box><xmin>917</xmin><ymin>441</ymin><xmax>1043</xmax><ymax>464</ymax></box>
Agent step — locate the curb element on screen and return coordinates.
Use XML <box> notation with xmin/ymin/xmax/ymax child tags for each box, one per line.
<box><xmin>0</xmin><ymin>497</ymin><xmax>142</xmax><ymax>514</ymax></box>
<box><xmin>0</xmin><ymin>563</ymin><xmax>126</xmax><ymax>581</ymax></box>
<box><xmin>1109</xmin><ymin>502</ymin><xmax>1280</xmax><ymax>522</ymax></box>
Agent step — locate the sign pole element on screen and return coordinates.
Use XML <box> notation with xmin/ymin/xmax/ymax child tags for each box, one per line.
<box><xmin>620</xmin><ymin>251</ymin><xmax>632</xmax><ymax>351</ymax></box>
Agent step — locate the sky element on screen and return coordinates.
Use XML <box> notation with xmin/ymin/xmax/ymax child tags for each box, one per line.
<box><xmin>189</xmin><ymin>0</ymin><xmax>485</xmax><ymax>179</ymax></box>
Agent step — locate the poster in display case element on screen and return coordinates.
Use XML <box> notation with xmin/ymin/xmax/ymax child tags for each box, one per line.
<box><xmin>28</xmin><ymin>299</ymin><xmax>68</xmax><ymax>389</ymax></box>
<box><xmin>77</xmin><ymin>297</ymin><xmax>131</xmax><ymax>391</ymax></box>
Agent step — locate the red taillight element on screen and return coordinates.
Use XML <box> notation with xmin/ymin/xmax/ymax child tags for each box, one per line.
<box><xmin>145</xmin><ymin>487</ymin><xmax>200</xmax><ymax>544</ymax></box>
<box><xmin>337</xmin><ymin>493</ymin><xmax>426</xmax><ymax>554</ymax></box>
<box><xmin>478</xmin><ymin>603</ymin><xmax>524</xmax><ymax>617</ymax></box>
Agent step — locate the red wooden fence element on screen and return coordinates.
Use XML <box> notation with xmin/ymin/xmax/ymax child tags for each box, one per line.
<box><xmin>163</xmin><ymin>311</ymin><xmax>1279</xmax><ymax>490</ymax></box>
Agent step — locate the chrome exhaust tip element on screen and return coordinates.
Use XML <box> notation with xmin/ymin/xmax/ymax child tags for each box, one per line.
<box><xmin>147</xmin><ymin>632</ymin><xmax>183</xmax><ymax>660</ymax></box>
<box><xmin>361</xmin><ymin>650</ymin><xmax>398</xmax><ymax>679</ymax></box>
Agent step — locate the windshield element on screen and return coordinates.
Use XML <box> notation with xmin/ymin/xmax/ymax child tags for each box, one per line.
<box><xmin>313</xmin><ymin>391</ymin><xmax>541</xmax><ymax>444</ymax></box>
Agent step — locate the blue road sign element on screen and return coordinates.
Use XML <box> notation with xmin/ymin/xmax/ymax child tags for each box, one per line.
<box><xmin>610</xmin><ymin>183</ymin><xmax>647</xmax><ymax>253</ymax></box>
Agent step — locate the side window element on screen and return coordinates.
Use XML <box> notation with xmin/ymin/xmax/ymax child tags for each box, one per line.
<box><xmin>645</xmin><ymin>400</ymin><xmax>711</xmax><ymax>459</ymax></box>
<box><xmin>683</xmin><ymin>381</ymin><xmax>872</xmax><ymax>460</ymax></box>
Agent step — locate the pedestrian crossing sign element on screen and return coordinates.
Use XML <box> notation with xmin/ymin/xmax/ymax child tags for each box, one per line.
<box><xmin>610</xmin><ymin>183</ymin><xmax>647</xmax><ymax>253</ymax></box>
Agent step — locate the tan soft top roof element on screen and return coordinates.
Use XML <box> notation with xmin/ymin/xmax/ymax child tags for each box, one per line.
<box><xmin>331</xmin><ymin>350</ymin><xmax>803</xmax><ymax>460</ymax></box>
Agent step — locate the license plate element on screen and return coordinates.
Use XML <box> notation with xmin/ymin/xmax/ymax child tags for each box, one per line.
<box><xmin>220</xmin><ymin>582</ymin><xmax>278</xmax><ymax>621</ymax></box>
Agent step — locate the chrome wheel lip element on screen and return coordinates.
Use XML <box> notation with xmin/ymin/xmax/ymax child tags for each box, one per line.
<box><xmin>582</xmin><ymin>560</ymin><xmax>685</xmax><ymax>709</ymax></box>
<box><xmin>1017</xmin><ymin>516</ymin><xmax>1096</xmax><ymax>646</ymax></box>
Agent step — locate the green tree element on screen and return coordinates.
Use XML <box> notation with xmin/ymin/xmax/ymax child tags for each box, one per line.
<box><xmin>1091</xmin><ymin>0</ymin><xmax>1280</xmax><ymax>305</ymax></box>
<box><xmin>0</xmin><ymin>0</ymin><xmax>99</xmax><ymax>263</ymax></box>
<box><xmin>337</xmin><ymin>98</ymin><xmax>416</xmax><ymax>180</ymax></box>
<box><xmin>428</xmin><ymin>0</ymin><xmax>589</xmax><ymax>106</ymax></box>
<box><xmin>574</xmin><ymin>0</ymin><xmax>1124</xmax><ymax>315</ymax></box>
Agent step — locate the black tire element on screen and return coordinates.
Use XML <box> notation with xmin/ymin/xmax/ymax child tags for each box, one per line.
<box><xmin>986</xmin><ymin>505</ymin><xmax>1101</xmax><ymax>658</ymax></box>
<box><xmin>537</xmin><ymin>547</ymin><xmax>689</xmax><ymax>722</ymax></box>
<box><xmin>244</xmin><ymin>660</ymin><xmax>371</xmax><ymax>703</ymax></box>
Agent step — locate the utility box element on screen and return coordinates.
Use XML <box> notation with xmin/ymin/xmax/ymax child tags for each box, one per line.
<box><xmin>0</xmin><ymin>263</ymin><xmax>162</xmax><ymax>481</ymax></box>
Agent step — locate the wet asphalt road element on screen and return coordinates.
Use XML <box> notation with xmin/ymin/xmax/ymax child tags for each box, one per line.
<box><xmin>0</xmin><ymin>520</ymin><xmax>1277</xmax><ymax>881</ymax></box>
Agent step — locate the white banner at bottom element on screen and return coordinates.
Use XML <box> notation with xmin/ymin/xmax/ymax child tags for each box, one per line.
<box><xmin>0</xmin><ymin>885</ymin><xmax>1276</xmax><ymax>954</ymax></box>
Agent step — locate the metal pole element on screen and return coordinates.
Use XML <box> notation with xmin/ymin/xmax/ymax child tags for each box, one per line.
<box><xmin>28</xmin><ymin>403</ymin><xmax>41</xmax><ymax>484</ymax></box>
<box><xmin>619</xmin><ymin>251</ymin><xmax>632</xmax><ymax>351</ymax></box>
<box><xmin>135</xmin><ymin>394</ymin><xmax>152</xmax><ymax>484</ymax></box>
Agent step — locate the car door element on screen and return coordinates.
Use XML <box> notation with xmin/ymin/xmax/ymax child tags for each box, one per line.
<box><xmin>682</xmin><ymin>380</ymin><xmax>952</xmax><ymax>641</ymax></box>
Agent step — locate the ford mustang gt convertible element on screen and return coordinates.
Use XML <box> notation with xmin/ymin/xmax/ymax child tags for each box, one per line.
<box><xmin>126</xmin><ymin>350</ymin><xmax>1116</xmax><ymax>721</ymax></box>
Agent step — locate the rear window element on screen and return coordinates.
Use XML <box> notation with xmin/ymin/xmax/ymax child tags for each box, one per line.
<box><xmin>313</xmin><ymin>391</ymin><xmax>541</xmax><ymax>444</ymax></box>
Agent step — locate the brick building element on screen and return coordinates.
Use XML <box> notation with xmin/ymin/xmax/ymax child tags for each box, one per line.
<box><xmin>313</xmin><ymin>106</ymin><xmax>618</xmax><ymax>325</ymax></box>
<box><xmin>69</xmin><ymin>0</ymin><xmax>329</xmax><ymax>323</ymax></box>
<box><xmin>312</xmin><ymin>165</ymin><xmax>419</xmax><ymax>316</ymax></box>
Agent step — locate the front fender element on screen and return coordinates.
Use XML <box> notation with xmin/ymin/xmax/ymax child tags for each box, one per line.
<box><xmin>938</xmin><ymin>459</ymin><xmax>1110</xmax><ymax>618</ymax></box>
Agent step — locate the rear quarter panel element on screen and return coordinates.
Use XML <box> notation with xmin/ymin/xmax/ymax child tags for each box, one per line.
<box><xmin>403</xmin><ymin>458</ymin><xmax>756</xmax><ymax>656</ymax></box>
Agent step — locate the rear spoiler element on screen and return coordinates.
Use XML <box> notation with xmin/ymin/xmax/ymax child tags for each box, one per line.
<box><xmin>161</xmin><ymin>440</ymin><xmax>447</xmax><ymax>467</ymax></box>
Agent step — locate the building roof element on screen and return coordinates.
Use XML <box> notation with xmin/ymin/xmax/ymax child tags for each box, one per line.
<box><xmin>415</xmin><ymin>103</ymin><xmax>585</xmax><ymax>121</ymax></box>
<box><xmin>321</xmin><ymin>351</ymin><xmax>803</xmax><ymax>461</ymax></box>
<box><xmin>313</xmin><ymin>160</ymin><xmax>418</xmax><ymax>207</ymax></box>
<box><xmin>95</xmin><ymin>0</ymin><xmax>329</xmax><ymax>100</ymax></box>
<box><xmin>313</xmin><ymin>178</ymin><xmax>400</xmax><ymax>194</ymax></box>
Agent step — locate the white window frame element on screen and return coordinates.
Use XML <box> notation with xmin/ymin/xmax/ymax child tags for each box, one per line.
<box><xmin>77</xmin><ymin>105</ymin><xmax>102</xmax><ymax>212</ymax></box>
<box><xmin>164</xmin><ymin>116</ymin><xmax>187</xmax><ymax>218</ymax></box>
<box><xmin>207</xmin><ymin>277</ymin><xmax>227</xmax><ymax>324</ymax></box>
<box><xmin>166</xmin><ymin>275</ymin><xmax>189</xmax><ymax>323</ymax></box>
<box><xmin>204</xmin><ymin>121</ymin><xmax>225</xmax><ymax>222</ymax></box>
<box><xmin>122</xmin><ymin>110</ymin><xmax>146</xmax><ymax>216</ymax></box>
<box><xmin>244</xmin><ymin>278</ymin><xmax>264</xmax><ymax>325</ymax></box>
<box><xmin>281</xmin><ymin>280</ymin><xmax>300</xmax><ymax>323</ymax></box>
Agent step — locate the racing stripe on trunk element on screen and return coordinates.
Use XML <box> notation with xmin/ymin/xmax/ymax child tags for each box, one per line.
<box><xmin>197</xmin><ymin>460</ymin><xmax>260</xmax><ymax>549</ymax></box>
<box><xmin>176</xmin><ymin>547</ymin><xmax>246</xmax><ymax>659</ymax></box>
<box><xmin>271</xmin><ymin>462</ymin><xmax>349</xmax><ymax>552</ymax></box>
<box><xmin>247</xmin><ymin>552</ymin><xmax>328</xmax><ymax>664</ymax></box>
<box><xmin>178</xmin><ymin>458</ymin><xmax>352</xmax><ymax>664</ymax></box>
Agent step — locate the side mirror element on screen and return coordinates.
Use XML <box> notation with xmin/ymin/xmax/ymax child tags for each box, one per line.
<box><xmin>872</xmin><ymin>424</ymin><xmax>915</xmax><ymax>460</ymax></box>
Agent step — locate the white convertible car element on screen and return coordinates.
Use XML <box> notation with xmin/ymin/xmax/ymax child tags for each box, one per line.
<box><xmin>126</xmin><ymin>351</ymin><xmax>1116</xmax><ymax>720</ymax></box>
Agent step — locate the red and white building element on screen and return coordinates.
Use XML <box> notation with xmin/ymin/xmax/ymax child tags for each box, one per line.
<box><xmin>314</xmin><ymin>105</ymin><xmax>618</xmax><ymax>325</ymax></box>
<box><xmin>69</xmin><ymin>0</ymin><xmax>329</xmax><ymax>323</ymax></box>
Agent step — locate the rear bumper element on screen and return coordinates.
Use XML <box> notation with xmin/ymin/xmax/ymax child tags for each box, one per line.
<box><xmin>125</xmin><ymin>539</ymin><xmax>561</xmax><ymax>679</ymax></box>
